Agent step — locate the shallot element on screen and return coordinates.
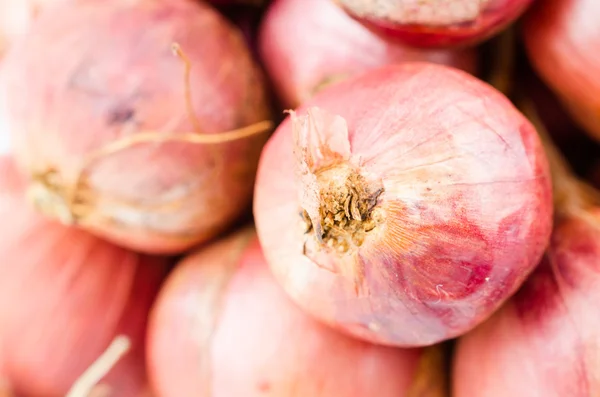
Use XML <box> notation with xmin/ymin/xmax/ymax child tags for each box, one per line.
<box><xmin>253</xmin><ymin>63</ymin><xmax>552</xmax><ymax>346</ymax></box>
<box><xmin>523</xmin><ymin>0</ymin><xmax>600</xmax><ymax>141</ymax></box>
<box><xmin>335</xmin><ymin>0</ymin><xmax>533</xmax><ymax>47</ymax></box>
<box><xmin>258</xmin><ymin>0</ymin><xmax>478</xmax><ymax>108</ymax></box>
<box><xmin>1</xmin><ymin>0</ymin><xmax>272</xmax><ymax>254</ymax></box>
<box><xmin>0</xmin><ymin>156</ymin><xmax>167</xmax><ymax>397</ymax></box>
<box><xmin>148</xmin><ymin>227</ymin><xmax>449</xmax><ymax>397</ymax></box>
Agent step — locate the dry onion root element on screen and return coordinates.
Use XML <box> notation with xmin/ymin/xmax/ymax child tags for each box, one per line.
<box><xmin>334</xmin><ymin>0</ymin><xmax>534</xmax><ymax>48</ymax></box>
<box><xmin>147</xmin><ymin>227</ymin><xmax>449</xmax><ymax>397</ymax></box>
<box><xmin>253</xmin><ymin>63</ymin><xmax>552</xmax><ymax>347</ymax></box>
<box><xmin>453</xmin><ymin>103</ymin><xmax>600</xmax><ymax>397</ymax></box>
<box><xmin>258</xmin><ymin>0</ymin><xmax>478</xmax><ymax>108</ymax></box>
<box><xmin>1</xmin><ymin>0</ymin><xmax>272</xmax><ymax>254</ymax></box>
<box><xmin>0</xmin><ymin>157</ymin><xmax>168</xmax><ymax>397</ymax></box>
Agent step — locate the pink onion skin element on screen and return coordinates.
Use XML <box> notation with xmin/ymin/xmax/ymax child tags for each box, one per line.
<box><xmin>1</xmin><ymin>0</ymin><xmax>271</xmax><ymax>254</ymax></box>
<box><xmin>253</xmin><ymin>63</ymin><xmax>552</xmax><ymax>347</ymax></box>
<box><xmin>0</xmin><ymin>156</ymin><xmax>168</xmax><ymax>397</ymax></box>
<box><xmin>0</xmin><ymin>0</ymin><xmax>60</xmax><ymax>58</ymax></box>
<box><xmin>147</xmin><ymin>228</ymin><xmax>447</xmax><ymax>397</ymax></box>
<box><xmin>336</xmin><ymin>0</ymin><xmax>533</xmax><ymax>48</ymax></box>
<box><xmin>258</xmin><ymin>0</ymin><xmax>478</xmax><ymax>109</ymax></box>
<box><xmin>523</xmin><ymin>0</ymin><xmax>600</xmax><ymax>141</ymax></box>
<box><xmin>454</xmin><ymin>209</ymin><xmax>600</xmax><ymax>397</ymax></box>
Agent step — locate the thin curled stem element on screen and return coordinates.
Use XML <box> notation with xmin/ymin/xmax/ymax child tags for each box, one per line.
<box><xmin>31</xmin><ymin>42</ymin><xmax>273</xmax><ymax>224</ymax></box>
<box><xmin>65</xmin><ymin>336</ymin><xmax>131</xmax><ymax>397</ymax></box>
<box><xmin>171</xmin><ymin>43</ymin><xmax>204</xmax><ymax>134</ymax></box>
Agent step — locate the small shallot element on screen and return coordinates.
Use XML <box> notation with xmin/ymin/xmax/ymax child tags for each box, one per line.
<box><xmin>335</xmin><ymin>0</ymin><xmax>533</xmax><ymax>47</ymax></box>
<box><xmin>523</xmin><ymin>0</ymin><xmax>600</xmax><ymax>141</ymax></box>
<box><xmin>0</xmin><ymin>156</ymin><xmax>168</xmax><ymax>397</ymax></box>
<box><xmin>253</xmin><ymin>63</ymin><xmax>552</xmax><ymax>346</ymax></box>
<box><xmin>148</xmin><ymin>227</ymin><xmax>449</xmax><ymax>397</ymax></box>
<box><xmin>1</xmin><ymin>0</ymin><xmax>272</xmax><ymax>254</ymax></box>
<box><xmin>258</xmin><ymin>0</ymin><xmax>478</xmax><ymax>107</ymax></box>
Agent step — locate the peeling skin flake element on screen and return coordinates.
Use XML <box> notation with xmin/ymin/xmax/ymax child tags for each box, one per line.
<box><xmin>290</xmin><ymin>107</ymin><xmax>353</xmax><ymax>242</ymax></box>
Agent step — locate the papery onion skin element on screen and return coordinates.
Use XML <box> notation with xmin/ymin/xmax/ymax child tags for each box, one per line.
<box><xmin>454</xmin><ymin>210</ymin><xmax>600</xmax><ymax>396</ymax></box>
<box><xmin>258</xmin><ymin>0</ymin><xmax>478</xmax><ymax>108</ymax></box>
<box><xmin>1</xmin><ymin>0</ymin><xmax>271</xmax><ymax>254</ymax></box>
<box><xmin>523</xmin><ymin>0</ymin><xmax>600</xmax><ymax>141</ymax></box>
<box><xmin>0</xmin><ymin>0</ymin><xmax>59</xmax><ymax>58</ymax></box>
<box><xmin>147</xmin><ymin>228</ymin><xmax>451</xmax><ymax>397</ymax></box>
<box><xmin>0</xmin><ymin>157</ymin><xmax>168</xmax><ymax>397</ymax></box>
<box><xmin>253</xmin><ymin>63</ymin><xmax>552</xmax><ymax>347</ymax></box>
<box><xmin>336</xmin><ymin>0</ymin><xmax>533</xmax><ymax>48</ymax></box>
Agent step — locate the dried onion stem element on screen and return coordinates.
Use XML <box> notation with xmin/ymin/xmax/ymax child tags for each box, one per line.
<box><xmin>65</xmin><ymin>336</ymin><xmax>131</xmax><ymax>397</ymax></box>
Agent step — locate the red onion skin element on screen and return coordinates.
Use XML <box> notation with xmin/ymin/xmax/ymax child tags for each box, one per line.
<box><xmin>147</xmin><ymin>229</ymin><xmax>437</xmax><ymax>397</ymax></box>
<box><xmin>337</xmin><ymin>0</ymin><xmax>533</xmax><ymax>48</ymax></box>
<box><xmin>253</xmin><ymin>63</ymin><xmax>552</xmax><ymax>347</ymax></box>
<box><xmin>523</xmin><ymin>0</ymin><xmax>600</xmax><ymax>141</ymax></box>
<box><xmin>0</xmin><ymin>157</ymin><xmax>168</xmax><ymax>397</ymax></box>
<box><xmin>454</xmin><ymin>210</ymin><xmax>600</xmax><ymax>396</ymax></box>
<box><xmin>258</xmin><ymin>0</ymin><xmax>478</xmax><ymax>108</ymax></box>
<box><xmin>1</xmin><ymin>0</ymin><xmax>271</xmax><ymax>254</ymax></box>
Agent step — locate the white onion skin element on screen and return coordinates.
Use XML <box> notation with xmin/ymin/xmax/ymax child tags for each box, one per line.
<box><xmin>147</xmin><ymin>228</ymin><xmax>449</xmax><ymax>397</ymax></box>
<box><xmin>253</xmin><ymin>63</ymin><xmax>552</xmax><ymax>347</ymax></box>
<box><xmin>454</xmin><ymin>210</ymin><xmax>600</xmax><ymax>396</ymax></box>
<box><xmin>258</xmin><ymin>0</ymin><xmax>478</xmax><ymax>108</ymax></box>
<box><xmin>0</xmin><ymin>157</ymin><xmax>168</xmax><ymax>397</ymax></box>
<box><xmin>523</xmin><ymin>0</ymin><xmax>600</xmax><ymax>141</ymax></box>
<box><xmin>1</xmin><ymin>0</ymin><xmax>271</xmax><ymax>254</ymax></box>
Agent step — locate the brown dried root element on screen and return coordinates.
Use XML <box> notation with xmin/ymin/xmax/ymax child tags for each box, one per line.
<box><xmin>303</xmin><ymin>164</ymin><xmax>383</xmax><ymax>252</ymax></box>
<box><xmin>65</xmin><ymin>335</ymin><xmax>131</xmax><ymax>397</ymax></box>
<box><xmin>27</xmin><ymin>43</ymin><xmax>273</xmax><ymax>225</ymax></box>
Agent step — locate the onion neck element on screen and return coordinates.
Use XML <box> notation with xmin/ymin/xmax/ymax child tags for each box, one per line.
<box><xmin>26</xmin><ymin>170</ymin><xmax>80</xmax><ymax>225</ymax></box>
<box><xmin>301</xmin><ymin>162</ymin><xmax>384</xmax><ymax>254</ymax></box>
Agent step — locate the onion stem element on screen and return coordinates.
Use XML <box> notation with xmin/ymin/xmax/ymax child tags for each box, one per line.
<box><xmin>65</xmin><ymin>335</ymin><xmax>131</xmax><ymax>397</ymax></box>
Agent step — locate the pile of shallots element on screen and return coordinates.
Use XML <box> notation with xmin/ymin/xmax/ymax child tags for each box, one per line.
<box><xmin>0</xmin><ymin>0</ymin><xmax>598</xmax><ymax>396</ymax></box>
